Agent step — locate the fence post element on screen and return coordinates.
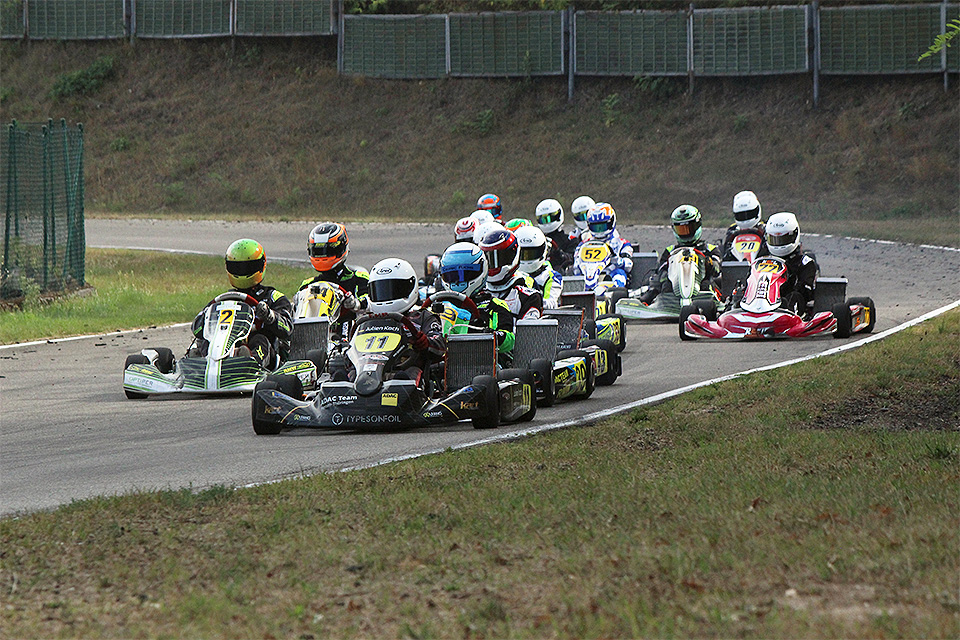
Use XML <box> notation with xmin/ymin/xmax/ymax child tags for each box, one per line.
<box><xmin>3</xmin><ymin>123</ymin><xmax>14</xmax><ymax>281</ymax></box>
<box><xmin>567</xmin><ymin>6</ymin><xmax>575</xmax><ymax>103</ymax></box>
<box><xmin>42</xmin><ymin>123</ymin><xmax>49</xmax><ymax>288</ymax></box>
<box><xmin>687</xmin><ymin>4</ymin><xmax>695</xmax><ymax>95</ymax></box>
<box><xmin>811</xmin><ymin>0</ymin><xmax>820</xmax><ymax>109</ymax></box>
<box><xmin>942</xmin><ymin>0</ymin><xmax>950</xmax><ymax>91</ymax></box>
<box><xmin>130</xmin><ymin>0</ymin><xmax>137</xmax><ymax>44</ymax></box>
<box><xmin>444</xmin><ymin>14</ymin><xmax>451</xmax><ymax>76</ymax></box>
<box><xmin>337</xmin><ymin>0</ymin><xmax>344</xmax><ymax>74</ymax></box>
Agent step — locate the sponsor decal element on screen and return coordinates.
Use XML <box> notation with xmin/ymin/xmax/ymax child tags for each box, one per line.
<box><xmin>332</xmin><ymin>413</ymin><xmax>344</xmax><ymax>426</ymax></box>
<box><xmin>460</xmin><ymin>401</ymin><xmax>479</xmax><ymax>410</ymax></box>
<box><xmin>422</xmin><ymin>410</ymin><xmax>444</xmax><ymax>419</ymax></box>
<box><xmin>321</xmin><ymin>394</ymin><xmax>357</xmax><ymax>407</ymax></box>
<box><xmin>554</xmin><ymin>369</ymin><xmax>572</xmax><ymax>384</ymax></box>
<box><xmin>522</xmin><ymin>382</ymin><xmax>531</xmax><ymax>408</ymax></box>
<box><xmin>345</xmin><ymin>414</ymin><xmax>402</xmax><ymax>424</ymax></box>
<box><xmin>363</xmin><ymin>363</ymin><xmax>379</xmax><ymax>372</ymax></box>
<box><xmin>292</xmin><ymin>414</ymin><xmax>310</xmax><ymax>422</ymax></box>
<box><xmin>365</xmin><ymin>353</ymin><xmax>389</xmax><ymax>362</ymax></box>
<box><xmin>381</xmin><ymin>392</ymin><xmax>398</xmax><ymax>407</ymax></box>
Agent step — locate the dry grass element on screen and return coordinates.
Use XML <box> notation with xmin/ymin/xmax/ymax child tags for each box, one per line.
<box><xmin>1</xmin><ymin>40</ymin><xmax>957</xmax><ymax>245</ymax></box>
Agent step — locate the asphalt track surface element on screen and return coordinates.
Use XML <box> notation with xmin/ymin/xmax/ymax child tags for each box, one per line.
<box><xmin>2</xmin><ymin>220</ymin><xmax>958</xmax><ymax>517</ymax></box>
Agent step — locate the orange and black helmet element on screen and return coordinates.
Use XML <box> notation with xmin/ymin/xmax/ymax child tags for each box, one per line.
<box><xmin>307</xmin><ymin>222</ymin><xmax>349</xmax><ymax>272</ymax></box>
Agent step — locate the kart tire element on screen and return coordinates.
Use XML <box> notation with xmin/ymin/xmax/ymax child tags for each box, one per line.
<box><xmin>583</xmin><ymin>319</ymin><xmax>597</xmax><ymax>342</ymax></box>
<box><xmin>597</xmin><ymin>313</ymin><xmax>626</xmax><ymax>352</ymax></box>
<box><xmin>847</xmin><ymin>296</ymin><xmax>877</xmax><ymax>333</ymax></box>
<box><xmin>530</xmin><ymin>357</ymin><xmax>555</xmax><ymax>408</ymax></box>
<box><xmin>252</xmin><ymin>380</ymin><xmax>283</xmax><ymax>435</ymax></box>
<box><xmin>609</xmin><ymin>287</ymin><xmax>628</xmax><ymax>309</ymax></box>
<box><xmin>557</xmin><ymin>349</ymin><xmax>595</xmax><ymax>399</ymax></box>
<box><xmin>582</xmin><ymin>339</ymin><xmax>619</xmax><ymax>386</ymax></box>
<box><xmin>679</xmin><ymin>305</ymin><xmax>698</xmax><ymax>341</ymax></box>
<box><xmin>123</xmin><ymin>354</ymin><xmax>150</xmax><ymax>399</ymax></box>
<box><xmin>497</xmin><ymin>368</ymin><xmax>536</xmax><ymax>422</ymax></box>
<box><xmin>471</xmin><ymin>374</ymin><xmax>500</xmax><ymax>430</ymax></box>
<box><xmin>695</xmin><ymin>299</ymin><xmax>718</xmax><ymax>322</ymax></box>
<box><xmin>149</xmin><ymin>347</ymin><xmax>175</xmax><ymax>374</ymax></box>
<box><xmin>266</xmin><ymin>373</ymin><xmax>304</xmax><ymax>401</ymax></box>
<box><xmin>832</xmin><ymin>302</ymin><xmax>853</xmax><ymax>339</ymax></box>
<box><xmin>305</xmin><ymin>348</ymin><xmax>327</xmax><ymax>375</ymax></box>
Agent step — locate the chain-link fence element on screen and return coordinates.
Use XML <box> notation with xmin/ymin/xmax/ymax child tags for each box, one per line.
<box><xmin>1</xmin><ymin>120</ymin><xmax>86</xmax><ymax>301</ymax></box>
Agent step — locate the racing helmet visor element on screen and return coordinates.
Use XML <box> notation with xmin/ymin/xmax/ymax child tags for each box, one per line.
<box><xmin>309</xmin><ymin>238</ymin><xmax>346</xmax><ymax>258</ymax></box>
<box><xmin>483</xmin><ymin>246</ymin><xmax>516</xmax><ymax>271</ymax></box>
<box><xmin>537</xmin><ymin>210</ymin><xmax>561</xmax><ymax>227</ymax></box>
<box><xmin>588</xmin><ymin>219</ymin><xmax>613</xmax><ymax>235</ymax></box>
<box><xmin>519</xmin><ymin>245</ymin><xmax>544</xmax><ymax>263</ymax></box>
<box><xmin>440</xmin><ymin>264</ymin><xmax>484</xmax><ymax>285</ymax></box>
<box><xmin>369</xmin><ymin>276</ymin><xmax>416</xmax><ymax>303</ymax></box>
<box><xmin>226</xmin><ymin>256</ymin><xmax>266</xmax><ymax>277</ymax></box>
<box><xmin>572</xmin><ymin>209</ymin><xmax>589</xmax><ymax>223</ymax></box>
<box><xmin>734</xmin><ymin>206</ymin><xmax>760</xmax><ymax>223</ymax></box>
<box><xmin>767</xmin><ymin>228</ymin><xmax>799</xmax><ymax>249</ymax></box>
<box><xmin>673</xmin><ymin>220</ymin><xmax>701</xmax><ymax>239</ymax></box>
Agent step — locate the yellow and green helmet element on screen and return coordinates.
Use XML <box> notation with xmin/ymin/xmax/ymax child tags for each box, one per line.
<box><xmin>225</xmin><ymin>238</ymin><xmax>266</xmax><ymax>289</ymax></box>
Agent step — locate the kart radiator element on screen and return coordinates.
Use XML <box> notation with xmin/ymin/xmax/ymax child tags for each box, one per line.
<box><xmin>559</xmin><ymin>291</ymin><xmax>597</xmax><ymax>321</ymax></box>
<box><xmin>813</xmin><ymin>276</ymin><xmax>848</xmax><ymax>313</ymax></box>
<box><xmin>562</xmin><ymin>275</ymin><xmax>586</xmax><ymax>293</ymax></box>
<box><xmin>513</xmin><ymin>319</ymin><xmax>559</xmax><ymax>369</ymax></box>
<box><xmin>721</xmin><ymin>261</ymin><xmax>750</xmax><ymax>301</ymax></box>
<box><xmin>289</xmin><ymin>317</ymin><xmax>328</xmax><ymax>361</ymax></box>
<box><xmin>544</xmin><ymin>307</ymin><xmax>584</xmax><ymax>352</ymax></box>
<box><xmin>445</xmin><ymin>334</ymin><xmax>497</xmax><ymax>393</ymax></box>
<box><xmin>629</xmin><ymin>251</ymin><xmax>660</xmax><ymax>289</ymax></box>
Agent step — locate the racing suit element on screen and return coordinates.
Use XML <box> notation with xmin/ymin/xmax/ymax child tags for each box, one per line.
<box><xmin>297</xmin><ymin>262</ymin><xmax>370</xmax><ymax>339</ymax></box>
<box><xmin>437</xmin><ymin>291</ymin><xmax>518</xmax><ymax>366</ymax></box>
<box><xmin>191</xmin><ymin>283</ymin><xmax>293</xmax><ymax>368</ymax></box>
<box><xmin>639</xmin><ymin>241</ymin><xmax>721</xmax><ymax>304</ymax></box>
<box><xmin>778</xmin><ymin>246</ymin><xmax>820</xmax><ymax>319</ymax></box>
<box><xmin>545</xmin><ymin>228</ymin><xmax>578</xmax><ymax>273</ymax></box>
<box><xmin>526</xmin><ymin>261</ymin><xmax>563</xmax><ymax>309</ymax></box>
<box><xmin>721</xmin><ymin>222</ymin><xmax>768</xmax><ymax>262</ymax></box>
<box><xmin>400</xmin><ymin>306</ymin><xmax>446</xmax><ymax>383</ymax></box>
<box><xmin>574</xmin><ymin>231</ymin><xmax>635</xmax><ymax>288</ymax></box>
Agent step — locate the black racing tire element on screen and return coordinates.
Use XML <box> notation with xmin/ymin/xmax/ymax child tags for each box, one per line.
<box><xmin>847</xmin><ymin>296</ymin><xmax>877</xmax><ymax>333</ymax></box>
<box><xmin>305</xmin><ymin>348</ymin><xmax>327</xmax><ymax>375</ymax></box>
<box><xmin>832</xmin><ymin>301</ymin><xmax>852</xmax><ymax>339</ymax></box>
<box><xmin>557</xmin><ymin>349</ymin><xmax>595</xmax><ymax>399</ymax></box>
<box><xmin>583</xmin><ymin>319</ymin><xmax>597</xmax><ymax>343</ymax></box>
<box><xmin>471</xmin><ymin>374</ymin><xmax>500</xmax><ymax>430</ymax></box>
<box><xmin>252</xmin><ymin>380</ymin><xmax>283</xmax><ymax>435</ymax></box>
<box><xmin>497</xmin><ymin>368</ymin><xmax>537</xmax><ymax>422</ymax></box>
<box><xmin>609</xmin><ymin>287</ymin><xmax>628</xmax><ymax>310</ymax></box>
<box><xmin>123</xmin><ymin>354</ymin><xmax>150</xmax><ymax>399</ymax></box>
<box><xmin>530</xmin><ymin>357</ymin><xmax>555</xmax><ymax>408</ymax></box>
<box><xmin>679</xmin><ymin>305</ymin><xmax>698</xmax><ymax>341</ymax></box>
<box><xmin>149</xmin><ymin>347</ymin><xmax>175</xmax><ymax>374</ymax></box>
<box><xmin>582</xmin><ymin>339</ymin><xmax>619</xmax><ymax>386</ymax></box>
<box><xmin>695</xmin><ymin>299</ymin><xmax>718</xmax><ymax>322</ymax></box>
<box><xmin>266</xmin><ymin>373</ymin><xmax>304</xmax><ymax>401</ymax></box>
<box><xmin>597</xmin><ymin>313</ymin><xmax>626</xmax><ymax>352</ymax></box>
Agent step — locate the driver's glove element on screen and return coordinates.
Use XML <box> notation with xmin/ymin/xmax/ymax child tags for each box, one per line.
<box><xmin>411</xmin><ymin>331</ymin><xmax>430</xmax><ymax>351</ymax></box>
<box><xmin>255</xmin><ymin>300</ymin><xmax>276</xmax><ymax>324</ymax></box>
<box><xmin>342</xmin><ymin>292</ymin><xmax>360</xmax><ymax>312</ymax></box>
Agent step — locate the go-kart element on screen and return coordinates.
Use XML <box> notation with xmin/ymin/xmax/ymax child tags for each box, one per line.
<box><xmin>251</xmin><ymin>306</ymin><xmax>536</xmax><ymax>434</ymax></box>
<box><xmin>682</xmin><ymin>255</ymin><xmax>876</xmax><ymax>340</ymax></box>
<box><xmin>616</xmin><ymin>246</ymin><xmax>723</xmax><ymax>321</ymax></box>
<box><xmin>561</xmin><ymin>240</ymin><xmax>628</xmax><ymax>352</ymax></box>
<box><xmin>122</xmin><ymin>292</ymin><xmax>318</xmax><ymax>399</ymax></box>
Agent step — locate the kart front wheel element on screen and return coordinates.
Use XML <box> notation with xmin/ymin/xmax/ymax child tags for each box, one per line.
<box><xmin>679</xmin><ymin>305</ymin><xmax>699</xmax><ymax>341</ymax></box>
<box><xmin>266</xmin><ymin>373</ymin><xmax>304</xmax><ymax>401</ymax></box>
<box><xmin>123</xmin><ymin>354</ymin><xmax>150</xmax><ymax>399</ymax></box>
<box><xmin>471</xmin><ymin>375</ymin><xmax>500</xmax><ymax>430</ymax></box>
<box><xmin>252</xmin><ymin>380</ymin><xmax>282</xmax><ymax>435</ymax></box>
<box><xmin>498</xmin><ymin>368</ymin><xmax>536</xmax><ymax>423</ymax></box>
<box><xmin>847</xmin><ymin>296</ymin><xmax>877</xmax><ymax>333</ymax></box>
<box><xmin>832</xmin><ymin>302</ymin><xmax>853</xmax><ymax>338</ymax></box>
<box><xmin>149</xmin><ymin>347</ymin><xmax>175</xmax><ymax>373</ymax></box>
<box><xmin>582</xmin><ymin>339</ymin><xmax>619</xmax><ymax>386</ymax></box>
<box><xmin>530</xmin><ymin>357</ymin><xmax>555</xmax><ymax>408</ymax></box>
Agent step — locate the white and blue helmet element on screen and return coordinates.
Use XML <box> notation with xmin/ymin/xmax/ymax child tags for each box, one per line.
<box><xmin>439</xmin><ymin>242</ymin><xmax>487</xmax><ymax>298</ymax></box>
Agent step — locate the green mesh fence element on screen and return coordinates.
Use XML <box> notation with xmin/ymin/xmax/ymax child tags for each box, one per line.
<box><xmin>449</xmin><ymin>11</ymin><xmax>563</xmax><ymax>76</ymax></box>
<box><xmin>135</xmin><ymin>0</ymin><xmax>231</xmax><ymax>38</ymax></box>
<box><xmin>693</xmin><ymin>6</ymin><xmax>807</xmax><ymax>75</ymax></box>
<box><xmin>1</xmin><ymin>0</ymin><xmax>25</xmax><ymax>38</ymax></box>
<box><xmin>820</xmin><ymin>4</ymin><xmax>945</xmax><ymax>73</ymax></box>
<box><xmin>575</xmin><ymin>10</ymin><xmax>687</xmax><ymax>76</ymax></box>
<box><xmin>341</xmin><ymin>14</ymin><xmax>447</xmax><ymax>78</ymax></box>
<box><xmin>947</xmin><ymin>5</ymin><xmax>959</xmax><ymax>72</ymax></box>
<box><xmin>1</xmin><ymin>120</ymin><xmax>86</xmax><ymax>300</ymax></box>
<box><xmin>27</xmin><ymin>0</ymin><xmax>125</xmax><ymax>39</ymax></box>
<box><xmin>236</xmin><ymin>0</ymin><xmax>334</xmax><ymax>36</ymax></box>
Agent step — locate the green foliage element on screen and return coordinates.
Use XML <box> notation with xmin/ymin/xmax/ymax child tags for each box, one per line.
<box><xmin>601</xmin><ymin>92</ymin><xmax>620</xmax><ymax>127</ymax></box>
<box><xmin>109</xmin><ymin>136</ymin><xmax>130</xmax><ymax>152</ymax></box>
<box><xmin>457</xmin><ymin>108</ymin><xmax>495</xmax><ymax>136</ymax></box>
<box><xmin>0</xmin><ymin>86</ymin><xmax>12</xmax><ymax>103</ymax></box>
<box><xmin>633</xmin><ymin>75</ymin><xmax>683</xmax><ymax>98</ymax></box>
<box><xmin>49</xmin><ymin>56</ymin><xmax>115</xmax><ymax>99</ymax></box>
<box><xmin>449</xmin><ymin>189</ymin><xmax>466</xmax><ymax>206</ymax></box>
<box><xmin>918</xmin><ymin>17</ymin><xmax>960</xmax><ymax>60</ymax></box>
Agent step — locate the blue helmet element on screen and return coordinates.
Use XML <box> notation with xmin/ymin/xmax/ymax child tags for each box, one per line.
<box><xmin>586</xmin><ymin>202</ymin><xmax>616</xmax><ymax>241</ymax></box>
<box><xmin>439</xmin><ymin>242</ymin><xmax>487</xmax><ymax>297</ymax></box>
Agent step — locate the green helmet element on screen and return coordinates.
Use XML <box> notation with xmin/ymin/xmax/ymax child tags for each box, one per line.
<box><xmin>505</xmin><ymin>218</ymin><xmax>532</xmax><ymax>233</ymax></box>
<box><xmin>670</xmin><ymin>205</ymin><xmax>702</xmax><ymax>245</ymax></box>
<box><xmin>225</xmin><ymin>238</ymin><xmax>266</xmax><ymax>289</ymax></box>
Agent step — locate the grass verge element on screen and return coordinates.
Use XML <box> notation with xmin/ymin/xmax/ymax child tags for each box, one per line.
<box><xmin>1</xmin><ymin>302</ymin><xmax>957</xmax><ymax>637</ymax></box>
<box><xmin>0</xmin><ymin>249</ymin><xmax>309</xmax><ymax>345</ymax></box>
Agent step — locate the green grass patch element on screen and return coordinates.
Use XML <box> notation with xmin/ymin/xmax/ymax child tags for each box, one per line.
<box><xmin>49</xmin><ymin>55</ymin><xmax>115</xmax><ymax>99</ymax></box>
<box><xmin>1</xmin><ymin>306</ymin><xmax>957</xmax><ymax>637</ymax></box>
<box><xmin>0</xmin><ymin>249</ymin><xmax>309</xmax><ymax>344</ymax></box>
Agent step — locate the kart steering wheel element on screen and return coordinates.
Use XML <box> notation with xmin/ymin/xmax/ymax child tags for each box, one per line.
<box><xmin>422</xmin><ymin>291</ymin><xmax>482</xmax><ymax>320</ymax></box>
<box><xmin>212</xmin><ymin>291</ymin><xmax>263</xmax><ymax>328</ymax></box>
<box><xmin>351</xmin><ymin>312</ymin><xmax>425</xmax><ymax>373</ymax></box>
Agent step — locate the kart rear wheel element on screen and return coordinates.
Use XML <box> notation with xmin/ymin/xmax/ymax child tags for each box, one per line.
<box><xmin>149</xmin><ymin>347</ymin><xmax>175</xmax><ymax>373</ymax></box>
<box><xmin>679</xmin><ymin>305</ymin><xmax>698</xmax><ymax>341</ymax></box>
<box><xmin>847</xmin><ymin>296</ymin><xmax>877</xmax><ymax>333</ymax></box>
<box><xmin>832</xmin><ymin>302</ymin><xmax>853</xmax><ymax>338</ymax></box>
<box><xmin>123</xmin><ymin>354</ymin><xmax>150</xmax><ymax>399</ymax></box>
<box><xmin>582</xmin><ymin>339</ymin><xmax>619</xmax><ymax>386</ymax></box>
<box><xmin>558</xmin><ymin>349</ymin><xmax>595</xmax><ymax>399</ymax></box>
<box><xmin>583</xmin><ymin>319</ymin><xmax>597</xmax><ymax>342</ymax></box>
<box><xmin>498</xmin><ymin>368</ymin><xmax>536</xmax><ymax>422</ymax></box>
<box><xmin>252</xmin><ymin>380</ymin><xmax>283</xmax><ymax>435</ymax></box>
<box><xmin>530</xmin><ymin>357</ymin><xmax>555</xmax><ymax>408</ymax></box>
<box><xmin>471</xmin><ymin>374</ymin><xmax>500</xmax><ymax>430</ymax></box>
<box><xmin>305</xmin><ymin>348</ymin><xmax>327</xmax><ymax>374</ymax></box>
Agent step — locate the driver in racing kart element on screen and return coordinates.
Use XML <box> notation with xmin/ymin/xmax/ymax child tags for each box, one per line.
<box><xmin>366</xmin><ymin>258</ymin><xmax>445</xmax><ymax>383</ymax></box>
<box><xmin>763</xmin><ymin>212</ymin><xmax>820</xmax><ymax>319</ymax></box>
<box><xmin>576</xmin><ymin>202</ymin><xmax>634</xmax><ymax>288</ymax></box>
<box><xmin>638</xmin><ymin>205</ymin><xmax>721</xmax><ymax>304</ymax></box>
<box><xmin>478</xmin><ymin>227</ymin><xmax>544</xmax><ymax>322</ymax></box>
<box><xmin>721</xmin><ymin>190</ymin><xmax>768</xmax><ymax>261</ymax></box>
<box><xmin>435</xmin><ymin>242</ymin><xmax>520</xmax><ymax>365</ymax></box>
<box><xmin>515</xmin><ymin>225</ymin><xmax>563</xmax><ymax>309</ymax></box>
<box><xmin>476</xmin><ymin>193</ymin><xmax>504</xmax><ymax>223</ymax></box>
<box><xmin>535</xmin><ymin>198</ymin><xmax>578</xmax><ymax>273</ymax></box>
<box><xmin>190</xmin><ymin>238</ymin><xmax>293</xmax><ymax>369</ymax></box>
